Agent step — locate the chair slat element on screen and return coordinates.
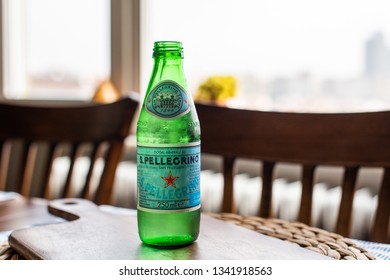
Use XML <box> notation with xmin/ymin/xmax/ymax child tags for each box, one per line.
<box><xmin>95</xmin><ymin>142</ymin><xmax>124</xmax><ymax>205</ymax></box>
<box><xmin>81</xmin><ymin>143</ymin><xmax>100</xmax><ymax>200</ymax></box>
<box><xmin>20</xmin><ymin>143</ymin><xmax>38</xmax><ymax>198</ymax></box>
<box><xmin>0</xmin><ymin>141</ymin><xmax>4</xmax><ymax>191</ymax></box>
<box><xmin>371</xmin><ymin>168</ymin><xmax>390</xmax><ymax>243</ymax></box>
<box><xmin>258</xmin><ymin>161</ymin><xmax>275</xmax><ymax>218</ymax></box>
<box><xmin>336</xmin><ymin>166</ymin><xmax>359</xmax><ymax>236</ymax></box>
<box><xmin>42</xmin><ymin>143</ymin><xmax>58</xmax><ymax>199</ymax></box>
<box><xmin>221</xmin><ymin>157</ymin><xmax>235</xmax><ymax>213</ymax></box>
<box><xmin>19</xmin><ymin>142</ymin><xmax>32</xmax><ymax>197</ymax></box>
<box><xmin>63</xmin><ymin>143</ymin><xmax>80</xmax><ymax>198</ymax></box>
<box><xmin>299</xmin><ymin>165</ymin><xmax>316</xmax><ymax>225</ymax></box>
<box><xmin>0</xmin><ymin>143</ymin><xmax>11</xmax><ymax>192</ymax></box>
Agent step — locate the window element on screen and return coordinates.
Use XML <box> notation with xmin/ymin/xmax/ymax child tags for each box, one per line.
<box><xmin>141</xmin><ymin>0</ymin><xmax>390</xmax><ymax>112</ymax></box>
<box><xmin>2</xmin><ymin>0</ymin><xmax>110</xmax><ymax>100</ymax></box>
<box><xmin>2</xmin><ymin>0</ymin><xmax>390</xmax><ymax>111</ymax></box>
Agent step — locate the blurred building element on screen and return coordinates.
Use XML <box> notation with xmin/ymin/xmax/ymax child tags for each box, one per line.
<box><xmin>365</xmin><ymin>32</ymin><xmax>390</xmax><ymax>77</ymax></box>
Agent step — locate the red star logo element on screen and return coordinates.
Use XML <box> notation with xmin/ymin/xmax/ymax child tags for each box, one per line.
<box><xmin>161</xmin><ymin>171</ymin><xmax>179</xmax><ymax>188</ymax></box>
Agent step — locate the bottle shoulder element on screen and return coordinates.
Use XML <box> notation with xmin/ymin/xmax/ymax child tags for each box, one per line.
<box><xmin>138</xmin><ymin>108</ymin><xmax>200</xmax><ymax>127</ymax></box>
<box><xmin>137</xmin><ymin>109</ymin><xmax>200</xmax><ymax>145</ymax></box>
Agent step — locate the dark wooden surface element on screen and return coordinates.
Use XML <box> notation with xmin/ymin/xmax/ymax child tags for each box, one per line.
<box><xmin>0</xmin><ymin>97</ymin><xmax>137</xmax><ymax>205</ymax></box>
<box><xmin>196</xmin><ymin>101</ymin><xmax>390</xmax><ymax>243</ymax></box>
<box><xmin>4</xmin><ymin>197</ymin><xmax>329</xmax><ymax>260</ymax></box>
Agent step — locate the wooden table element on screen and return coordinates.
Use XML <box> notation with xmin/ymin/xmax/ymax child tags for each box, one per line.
<box><xmin>0</xmin><ymin>194</ymin><xmax>59</xmax><ymax>232</ymax></box>
<box><xmin>0</xmin><ymin>193</ymin><xmax>329</xmax><ymax>260</ymax></box>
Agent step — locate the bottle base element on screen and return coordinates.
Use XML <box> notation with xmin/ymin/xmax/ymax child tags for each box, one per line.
<box><xmin>137</xmin><ymin>208</ymin><xmax>200</xmax><ymax>247</ymax></box>
<box><xmin>141</xmin><ymin>235</ymin><xmax>196</xmax><ymax>247</ymax></box>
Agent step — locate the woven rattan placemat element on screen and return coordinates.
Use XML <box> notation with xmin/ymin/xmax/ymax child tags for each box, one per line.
<box><xmin>0</xmin><ymin>241</ymin><xmax>22</xmax><ymax>260</ymax></box>
<box><xmin>209</xmin><ymin>213</ymin><xmax>376</xmax><ymax>260</ymax></box>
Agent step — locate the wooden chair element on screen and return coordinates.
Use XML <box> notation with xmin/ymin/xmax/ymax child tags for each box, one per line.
<box><xmin>0</xmin><ymin>97</ymin><xmax>138</xmax><ymax>205</ymax></box>
<box><xmin>196</xmin><ymin>101</ymin><xmax>390</xmax><ymax>243</ymax></box>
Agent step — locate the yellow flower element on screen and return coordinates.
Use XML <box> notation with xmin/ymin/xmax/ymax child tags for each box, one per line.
<box><xmin>195</xmin><ymin>75</ymin><xmax>237</xmax><ymax>102</ymax></box>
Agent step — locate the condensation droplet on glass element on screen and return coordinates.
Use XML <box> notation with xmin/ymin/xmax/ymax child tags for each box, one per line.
<box><xmin>162</xmin><ymin>121</ymin><xmax>169</xmax><ymax>131</ymax></box>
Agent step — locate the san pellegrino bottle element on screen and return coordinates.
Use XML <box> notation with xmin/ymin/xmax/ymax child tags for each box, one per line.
<box><xmin>136</xmin><ymin>41</ymin><xmax>201</xmax><ymax>246</ymax></box>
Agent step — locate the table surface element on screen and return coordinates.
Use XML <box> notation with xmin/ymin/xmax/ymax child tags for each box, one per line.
<box><xmin>0</xmin><ymin>193</ymin><xmax>330</xmax><ymax>260</ymax></box>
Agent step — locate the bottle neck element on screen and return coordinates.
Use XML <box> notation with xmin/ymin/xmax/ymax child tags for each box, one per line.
<box><xmin>154</xmin><ymin>54</ymin><xmax>184</xmax><ymax>69</ymax></box>
<box><xmin>151</xmin><ymin>41</ymin><xmax>184</xmax><ymax>81</ymax></box>
<box><xmin>150</xmin><ymin>54</ymin><xmax>186</xmax><ymax>86</ymax></box>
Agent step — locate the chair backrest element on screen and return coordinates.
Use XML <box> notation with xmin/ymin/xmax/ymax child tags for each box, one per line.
<box><xmin>0</xmin><ymin>97</ymin><xmax>138</xmax><ymax>205</ymax></box>
<box><xmin>196</xmin><ymin>102</ymin><xmax>390</xmax><ymax>243</ymax></box>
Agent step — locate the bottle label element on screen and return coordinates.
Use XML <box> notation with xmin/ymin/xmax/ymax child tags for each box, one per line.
<box><xmin>137</xmin><ymin>143</ymin><xmax>201</xmax><ymax>213</ymax></box>
<box><xmin>145</xmin><ymin>80</ymin><xmax>190</xmax><ymax>119</ymax></box>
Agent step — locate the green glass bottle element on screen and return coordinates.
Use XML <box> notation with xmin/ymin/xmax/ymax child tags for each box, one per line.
<box><xmin>136</xmin><ymin>41</ymin><xmax>201</xmax><ymax>246</ymax></box>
